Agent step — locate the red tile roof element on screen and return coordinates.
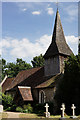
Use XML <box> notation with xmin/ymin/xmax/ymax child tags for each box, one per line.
<box><xmin>2</xmin><ymin>77</ymin><xmax>14</xmax><ymax>93</ymax></box>
<box><xmin>18</xmin><ymin>86</ymin><xmax>33</xmax><ymax>101</ymax></box>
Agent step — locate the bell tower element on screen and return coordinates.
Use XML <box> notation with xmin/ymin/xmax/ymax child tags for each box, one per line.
<box><xmin>44</xmin><ymin>9</ymin><xmax>73</xmax><ymax>76</ymax></box>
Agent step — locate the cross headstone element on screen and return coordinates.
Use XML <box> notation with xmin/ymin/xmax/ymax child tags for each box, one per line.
<box><xmin>70</xmin><ymin>104</ymin><xmax>77</xmax><ymax>118</ymax></box>
<box><xmin>44</xmin><ymin>103</ymin><xmax>50</xmax><ymax>118</ymax></box>
<box><xmin>60</xmin><ymin>103</ymin><xmax>65</xmax><ymax>118</ymax></box>
<box><xmin>45</xmin><ymin>103</ymin><xmax>49</xmax><ymax>113</ymax></box>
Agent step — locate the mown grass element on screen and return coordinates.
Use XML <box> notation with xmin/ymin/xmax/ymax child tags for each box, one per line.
<box><xmin>1</xmin><ymin>112</ymin><xmax>80</xmax><ymax>119</ymax></box>
<box><xmin>0</xmin><ymin>112</ymin><xmax>8</xmax><ymax>119</ymax></box>
<box><xmin>19</xmin><ymin>113</ymin><xmax>40</xmax><ymax>118</ymax></box>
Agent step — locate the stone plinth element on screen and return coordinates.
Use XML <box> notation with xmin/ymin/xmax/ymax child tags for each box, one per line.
<box><xmin>44</xmin><ymin>112</ymin><xmax>50</xmax><ymax>118</ymax></box>
<box><xmin>0</xmin><ymin>105</ymin><xmax>3</xmax><ymax>112</ymax></box>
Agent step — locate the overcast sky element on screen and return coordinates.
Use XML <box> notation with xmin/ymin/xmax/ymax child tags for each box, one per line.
<box><xmin>1</xmin><ymin>2</ymin><xmax>78</xmax><ymax>63</ymax></box>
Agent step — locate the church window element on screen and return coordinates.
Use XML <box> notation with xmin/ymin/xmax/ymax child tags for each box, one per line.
<box><xmin>39</xmin><ymin>90</ymin><xmax>45</xmax><ymax>103</ymax></box>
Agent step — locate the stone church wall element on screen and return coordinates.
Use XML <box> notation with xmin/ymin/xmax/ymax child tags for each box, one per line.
<box><xmin>59</xmin><ymin>55</ymin><xmax>67</xmax><ymax>73</ymax></box>
<box><xmin>39</xmin><ymin>87</ymin><xmax>56</xmax><ymax>103</ymax></box>
<box><xmin>44</xmin><ymin>55</ymin><xmax>60</xmax><ymax>76</ymax></box>
<box><xmin>32</xmin><ymin>89</ymin><xmax>39</xmax><ymax>102</ymax></box>
<box><xmin>44</xmin><ymin>88</ymin><xmax>55</xmax><ymax>102</ymax></box>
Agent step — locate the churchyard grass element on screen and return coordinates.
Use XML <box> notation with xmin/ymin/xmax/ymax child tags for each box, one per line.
<box><xmin>19</xmin><ymin>113</ymin><xmax>40</xmax><ymax>118</ymax></box>
<box><xmin>0</xmin><ymin>112</ymin><xmax>8</xmax><ymax>118</ymax></box>
<box><xmin>0</xmin><ymin>112</ymin><xmax>80</xmax><ymax>119</ymax></box>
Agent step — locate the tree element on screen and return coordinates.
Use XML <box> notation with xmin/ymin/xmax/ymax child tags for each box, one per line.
<box><xmin>2</xmin><ymin>58</ymin><xmax>32</xmax><ymax>80</ymax></box>
<box><xmin>31</xmin><ymin>54</ymin><xmax>44</xmax><ymax>68</ymax></box>
<box><xmin>54</xmin><ymin>54</ymin><xmax>80</xmax><ymax>115</ymax></box>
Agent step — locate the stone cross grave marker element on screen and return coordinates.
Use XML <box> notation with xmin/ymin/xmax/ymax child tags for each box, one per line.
<box><xmin>45</xmin><ymin>103</ymin><xmax>49</xmax><ymax>113</ymax></box>
<box><xmin>60</xmin><ymin>103</ymin><xmax>65</xmax><ymax>118</ymax></box>
<box><xmin>71</xmin><ymin>104</ymin><xmax>77</xmax><ymax>118</ymax></box>
<box><xmin>44</xmin><ymin>103</ymin><xmax>50</xmax><ymax>118</ymax></box>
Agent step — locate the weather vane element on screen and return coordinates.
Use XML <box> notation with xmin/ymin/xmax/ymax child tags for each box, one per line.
<box><xmin>56</xmin><ymin>0</ymin><xmax>59</xmax><ymax>9</ymax></box>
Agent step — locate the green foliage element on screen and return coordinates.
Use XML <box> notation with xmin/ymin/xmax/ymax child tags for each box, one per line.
<box><xmin>2</xmin><ymin>93</ymin><xmax>14</xmax><ymax>110</ymax></box>
<box><xmin>24</xmin><ymin>104</ymin><xmax>33</xmax><ymax>113</ymax></box>
<box><xmin>33</xmin><ymin>102</ymin><xmax>54</xmax><ymax>115</ymax></box>
<box><xmin>2</xmin><ymin>58</ymin><xmax>32</xmax><ymax>80</ymax></box>
<box><xmin>0</xmin><ymin>87</ymin><xmax>2</xmax><ymax>105</ymax></box>
<box><xmin>31</xmin><ymin>54</ymin><xmax>44</xmax><ymax>68</ymax></box>
<box><xmin>5</xmin><ymin>107</ymin><xmax>12</xmax><ymax>111</ymax></box>
<box><xmin>23</xmin><ymin>105</ymin><xmax>28</xmax><ymax>110</ymax></box>
<box><xmin>16</xmin><ymin>106</ymin><xmax>23</xmax><ymax>113</ymax></box>
<box><xmin>33</xmin><ymin>103</ymin><xmax>45</xmax><ymax>115</ymax></box>
<box><xmin>23</xmin><ymin>109</ymin><xmax>28</xmax><ymax>113</ymax></box>
<box><xmin>55</xmin><ymin>54</ymin><xmax>80</xmax><ymax>115</ymax></box>
<box><xmin>16</xmin><ymin>104</ymin><xmax>33</xmax><ymax>113</ymax></box>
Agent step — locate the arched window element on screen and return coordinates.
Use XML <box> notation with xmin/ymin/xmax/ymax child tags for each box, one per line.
<box><xmin>39</xmin><ymin>90</ymin><xmax>45</xmax><ymax>103</ymax></box>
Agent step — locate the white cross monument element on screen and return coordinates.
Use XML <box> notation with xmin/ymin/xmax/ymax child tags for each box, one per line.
<box><xmin>44</xmin><ymin>103</ymin><xmax>50</xmax><ymax>118</ymax></box>
<box><xmin>60</xmin><ymin>103</ymin><xmax>65</xmax><ymax>118</ymax></box>
<box><xmin>71</xmin><ymin>104</ymin><xmax>77</xmax><ymax>118</ymax></box>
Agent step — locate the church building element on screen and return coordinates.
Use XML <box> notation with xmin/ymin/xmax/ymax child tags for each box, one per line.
<box><xmin>1</xmin><ymin>9</ymin><xmax>73</xmax><ymax>105</ymax></box>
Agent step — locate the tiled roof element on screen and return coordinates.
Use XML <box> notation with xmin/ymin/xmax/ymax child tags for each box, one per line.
<box><xmin>2</xmin><ymin>77</ymin><xmax>14</xmax><ymax>93</ymax></box>
<box><xmin>44</xmin><ymin>9</ymin><xmax>73</xmax><ymax>59</ymax></box>
<box><xmin>18</xmin><ymin>86</ymin><xmax>33</xmax><ymax>101</ymax></box>
<box><xmin>35</xmin><ymin>73</ymin><xmax>63</xmax><ymax>88</ymax></box>
<box><xmin>18</xmin><ymin>67</ymin><xmax>55</xmax><ymax>88</ymax></box>
<box><xmin>7</xmin><ymin>67</ymin><xmax>57</xmax><ymax>91</ymax></box>
<box><xmin>7</xmin><ymin>67</ymin><xmax>44</xmax><ymax>90</ymax></box>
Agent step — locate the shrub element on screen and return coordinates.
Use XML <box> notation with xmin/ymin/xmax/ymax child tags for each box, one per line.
<box><xmin>11</xmin><ymin>104</ymin><xmax>17</xmax><ymax>112</ymax></box>
<box><xmin>5</xmin><ymin>107</ymin><xmax>12</xmax><ymax>111</ymax></box>
<box><xmin>23</xmin><ymin>109</ymin><xmax>28</xmax><ymax>113</ymax></box>
<box><xmin>33</xmin><ymin>103</ymin><xmax>45</xmax><ymax>114</ymax></box>
<box><xmin>26</xmin><ymin>104</ymin><xmax>33</xmax><ymax>113</ymax></box>
<box><xmin>16</xmin><ymin>106</ymin><xmax>23</xmax><ymax>113</ymax></box>
<box><xmin>2</xmin><ymin>93</ymin><xmax>13</xmax><ymax>110</ymax></box>
<box><xmin>23</xmin><ymin>105</ymin><xmax>27</xmax><ymax>110</ymax></box>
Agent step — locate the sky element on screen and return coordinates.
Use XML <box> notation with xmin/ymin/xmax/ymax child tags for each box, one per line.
<box><xmin>1</xmin><ymin>2</ymin><xmax>78</xmax><ymax>64</ymax></box>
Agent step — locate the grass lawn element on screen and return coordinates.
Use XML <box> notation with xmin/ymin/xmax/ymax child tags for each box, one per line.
<box><xmin>0</xmin><ymin>112</ymin><xmax>80</xmax><ymax>119</ymax></box>
<box><xmin>0</xmin><ymin>112</ymin><xmax>8</xmax><ymax>118</ymax></box>
<box><xmin>19</xmin><ymin>113</ymin><xmax>41</xmax><ymax>118</ymax></box>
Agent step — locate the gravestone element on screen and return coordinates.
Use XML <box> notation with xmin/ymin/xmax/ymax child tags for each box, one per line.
<box><xmin>0</xmin><ymin>105</ymin><xmax>3</xmax><ymax>112</ymax></box>
<box><xmin>70</xmin><ymin>104</ymin><xmax>77</xmax><ymax>118</ymax></box>
<box><xmin>44</xmin><ymin>103</ymin><xmax>50</xmax><ymax>118</ymax></box>
<box><xmin>60</xmin><ymin>103</ymin><xmax>65</xmax><ymax>119</ymax></box>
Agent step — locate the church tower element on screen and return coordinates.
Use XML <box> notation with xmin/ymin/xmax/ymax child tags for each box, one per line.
<box><xmin>44</xmin><ymin>9</ymin><xmax>73</xmax><ymax>76</ymax></box>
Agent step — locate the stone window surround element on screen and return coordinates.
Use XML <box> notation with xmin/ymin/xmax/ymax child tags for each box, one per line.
<box><xmin>39</xmin><ymin>90</ymin><xmax>46</xmax><ymax>103</ymax></box>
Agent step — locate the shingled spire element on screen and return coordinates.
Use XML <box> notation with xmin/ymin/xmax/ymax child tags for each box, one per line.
<box><xmin>44</xmin><ymin>9</ymin><xmax>73</xmax><ymax>59</ymax></box>
<box><xmin>44</xmin><ymin>9</ymin><xmax>73</xmax><ymax>76</ymax></box>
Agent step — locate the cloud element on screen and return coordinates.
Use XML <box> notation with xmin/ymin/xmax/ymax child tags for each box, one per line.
<box><xmin>65</xmin><ymin>35</ymin><xmax>78</xmax><ymax>55</ymax></box>
<box><xmin>64</xmin><ymin>4</ymin><xmax>78</xmax><ymax>21</ymax></box>
<box><xmin>1</xmin><ymin>35</ymin><xmax>51</xmax><ymax>60</ymax></box>
<box><xmin>21</xmin><ymin>8</ymin><xmax>27</xmax><ymax>12</ymax></box>
<box><xmin>1</xmin><ymin>35</ymin><xmax>78</xmax><ymax>62</ymax></box>
<box><xmin>65</xmin><ymin>36</ymin><xmax>78</xmax><ymax>44</ymax></box>
<box><xmin>47</xmin><ymin>8</ymin><xmax>54</xmax><ymax>15</ymax></box>
<box><xmin>32</xmin><ymin>11</ymin><xmax>41</xmax><ymax>15</ymax></box>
